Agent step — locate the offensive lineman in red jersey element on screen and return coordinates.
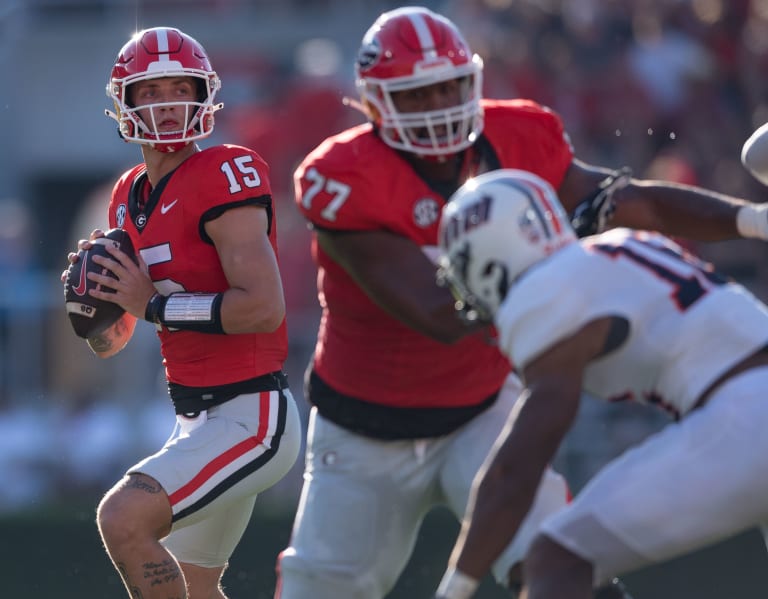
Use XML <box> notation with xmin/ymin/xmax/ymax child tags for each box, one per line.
<box><xmin>275</xmin><ymin>7</ymin><xmax>768</xmax><ymax>599</ymax></box>
<box><xmin>62</xmin><ymin>28</ymin><xmax>301</xmax><ymax>599</ymax></box>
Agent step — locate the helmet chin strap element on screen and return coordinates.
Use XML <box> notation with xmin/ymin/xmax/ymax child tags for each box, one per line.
<box><xmin>342</xmin><ymin>96</ymin><xmax>368</xmax><ymax>116</ymax></box>
<box><xmin>416</xmin><ymin>152</ymin><xmax>453</xmax><ymax>164</ymax></box>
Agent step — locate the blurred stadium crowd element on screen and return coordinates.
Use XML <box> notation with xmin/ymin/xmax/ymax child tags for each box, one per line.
<box><xmin>3</xmin><ymin>0</ymin><xmax>768</xmax><ymax>514</ymax></box>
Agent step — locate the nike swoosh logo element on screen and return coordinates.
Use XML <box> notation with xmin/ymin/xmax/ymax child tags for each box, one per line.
<box><xmin>161</xmin><ymin>199</ymin><xmax>179</xmax><ymax>214</ymax></box>
<box><xmin>72</xmin><ymin>249</ymin><xmax>90</xmax><ymax>296</ymax></box>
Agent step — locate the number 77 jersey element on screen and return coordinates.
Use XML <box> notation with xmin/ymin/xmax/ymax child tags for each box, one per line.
<box><xmin>107</xmin><ymin>144</ymin><xmax>287</xmax><ymax>388</ymax></box>
<box><xmin>496</xmin><ymin>228</ymin><xmax>768</xmax><ymax>418</ymax></box>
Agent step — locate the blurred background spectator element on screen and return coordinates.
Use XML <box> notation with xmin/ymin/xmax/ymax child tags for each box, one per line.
<box><xmin>4</xmin><ymin>0</ymin><xmax>768</xmax><ymax>517</ymax></box>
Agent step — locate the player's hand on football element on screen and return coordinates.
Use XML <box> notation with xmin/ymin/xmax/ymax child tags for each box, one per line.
<box><xmin>87</xmin><ymin>239</ymin><xmax>155</xmax><ymax>319</ymax></box>
<box><xmin>60</xmin><ymin>229</ymin><xmax>104</xmax><ymax>283</ymax></box>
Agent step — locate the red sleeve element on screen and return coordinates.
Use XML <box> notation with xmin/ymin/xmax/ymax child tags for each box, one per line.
<box><xmin>189</xmin><ymin>144</ymin><xmax>272</xmax><ymax>210</ymax></box>
<box><xmin>293</xmin><ymin>126</ymin><xmax>395</xmax><ymax>232</ymax></box>
<box><xmin>482</xmin><ymin>99</ymin><xmax>574</xmax><ymax>190</ymax></box>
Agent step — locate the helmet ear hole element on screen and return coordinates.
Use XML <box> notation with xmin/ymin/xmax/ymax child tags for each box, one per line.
<box><xmin>195</xmin><ymin>78</ymin><xmax>207</xmax><ymax>103</ymax></box>
<box><xmin>123</xmin><ymin>82</ymin><xmax>137</xmax><ymax>109</ymax></box>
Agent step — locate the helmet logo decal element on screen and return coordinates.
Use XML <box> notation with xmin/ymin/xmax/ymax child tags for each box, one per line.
<box><xmin>116</xmin><ymin>204</ymin><xmax>127</xmax><ymax>228</ymax></box>
<box><xmin>357</xmin><ymin>38</ymin><xmax>381</xmax><ymax>70</ymax></box>
<box><xmin>413</xmin><ymin>197</ymin><xmax>440</xmax><ymax>228</ymax></box>
<box><xmin>440</xmin><ymin>193</ymin><xmax>492</xmax><ymax>248</ymax></box>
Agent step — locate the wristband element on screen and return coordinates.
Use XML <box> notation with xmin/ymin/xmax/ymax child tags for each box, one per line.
<box><xmin>144</xmin><ymin>292</ymin><xmax>225</xmax><ymax>334</ymax></box>
<box><xmin>145</xmin><ymin>292</ymin><xmax>167</xmax><ymax>324</ymax></box>
<box><xmin>736</xmin><ymin>203</ymin><xmax>768</xmax><ymax>240</ymax></box>
<box><xmin>436</xmin><ymin>567</ymin><xmax>479</xmax><ymax>599</ymax></box>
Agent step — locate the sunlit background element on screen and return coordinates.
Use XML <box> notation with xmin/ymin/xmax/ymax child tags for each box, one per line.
<box><xmin>2</xmin><ymin>0</ymin><xmax>768</xmax><ymax>596</ymax></box>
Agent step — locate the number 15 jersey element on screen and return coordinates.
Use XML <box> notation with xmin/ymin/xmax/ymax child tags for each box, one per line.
<box><xmin>108</xmin><ymin>144</ymin><xmax>288</xmax><ymax>388</ymax></box>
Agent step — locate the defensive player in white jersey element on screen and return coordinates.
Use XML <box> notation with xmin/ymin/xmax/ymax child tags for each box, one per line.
<box><xmin>433</xmin><ymin>168</ymin><xmax>768</xmax><ymax>599</ymax></box>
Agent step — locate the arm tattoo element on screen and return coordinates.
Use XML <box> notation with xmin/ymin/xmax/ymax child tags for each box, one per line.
<box><xmin>116</xmin><ymin>562</ymin><xmax>145</xmax><ymax>599</ymax></box>
<box><xmin>114</xmin><ymin>559</ymin><xmax>183</xmax><ymax>598</ymax></box>
<box><xmin>143</xmin><ymin>559</ymin><xmax>182</xmax><ymax>588</ymax></box>
<box><xmin>125</xmin><ymin>475</ymin><xmax>163</xmax><ymax>494</ymax></box>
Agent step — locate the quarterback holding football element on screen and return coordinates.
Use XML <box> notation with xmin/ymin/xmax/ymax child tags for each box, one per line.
<box><xmin>61</xmin><ymin>27</ymin><xmax>300</xmax><ymax>599</ymax></box>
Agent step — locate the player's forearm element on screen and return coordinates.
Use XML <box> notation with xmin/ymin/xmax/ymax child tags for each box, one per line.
<box><xmin>220</xmin><ymin>285</ymin><xmax>285</xmax><ymax>333</ymax></box>
<box><xmin>437</xmin><ymin>470</ymin><xmax>538</xmax><ymax>599</ymax></box>
<box><xmin>453</xmin><ymin>479</ymin><xmax>534</xmax><ymax>580</ymax></box>
<box><xmin>145</xmin><ymin>287</ymin><xmax>285</xmax><ymax>335</ymax></box>
<box><xmin>377</xmin><ymin>290</ymin><xmax>488</xmax><ymax>344</ymax></box>
<box><xmin>612</xmin><ymin>181</ymin><xmax>745</xmax><ymax>241</ymax></box>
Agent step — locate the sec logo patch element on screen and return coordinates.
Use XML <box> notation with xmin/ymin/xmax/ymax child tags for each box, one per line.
<box><xmin>413</xmin><ymin>198</ymin><xmax>440</xmax><ymax>228</ymax></box>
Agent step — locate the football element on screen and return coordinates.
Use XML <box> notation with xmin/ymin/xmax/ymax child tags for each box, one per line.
<box><xmin>64</xmin><ymin>228</ymin><xmax>137</xmax><ymax>339</ymax></box>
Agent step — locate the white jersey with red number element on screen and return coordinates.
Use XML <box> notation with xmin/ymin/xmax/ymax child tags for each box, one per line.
<box><xmin>294</xmin><ymin>98</ymin><xmax>574</xmax><ymax>409</ymax></box>
<box><xmin>108</xmin><ymin>144</ymin><xmax>287</xmax><ymax>387</ymax></box>
<box><xmin>497</xmin><ymin>228</ymin><xmax>768</xmax><ymax>417</ymax></box>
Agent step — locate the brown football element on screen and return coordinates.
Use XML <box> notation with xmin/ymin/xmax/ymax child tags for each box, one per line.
<box><xmin>63</xmin><ymin>228</ymin><xmax>137</xmax><ymax>338</ymax></box>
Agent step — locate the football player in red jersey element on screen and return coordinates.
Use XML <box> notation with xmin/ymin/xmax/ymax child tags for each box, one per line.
<box><xmin>62</xmin><ymin>27</ymin><xmax>301</xmax><ymax>599</ymax></box>
<box><xmin>275</xmin><ymin>6</ymin><xmax>768</xmax><ymax>599</ymax></box>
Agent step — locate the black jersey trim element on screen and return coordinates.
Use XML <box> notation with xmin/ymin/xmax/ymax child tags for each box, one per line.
<box><xmin>199</xmin><ymin>194</ymin><xmax>273</xmax><ymax>244</ymax></box>
<box><xmin>307</xmin><ymin>369</ymin><xmax>500</xmax><ymax>440</ymax></box>
<box><xmin>168</xmin><ymin>370</ymin><xmax>288</xmax><ymax>415</ymax></box>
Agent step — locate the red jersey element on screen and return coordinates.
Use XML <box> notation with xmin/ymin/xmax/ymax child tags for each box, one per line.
<box><xmin>109</xmin><ymin>144</ymin><xmax>288</xmax><ymax>387</ymax></box>
<box><xmin>294</xmin><ymin>99</ymin><xmax>573</xmax><ymax>410</ymax></box>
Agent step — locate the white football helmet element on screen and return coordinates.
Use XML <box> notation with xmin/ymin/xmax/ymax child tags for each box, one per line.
<box><xmin>354</xmin><ymin>6</ymin><xmax>484</xmax><ymax>157</ymax></box>
<box><xmin>438</xmin><ymin>169</ymin><xmax>577</xmax><ymax>321</ymax></box>
<box><xmin>106</xmin><ymin>27</ymin><xmax>223</xmax><ymax>153</ymax></box>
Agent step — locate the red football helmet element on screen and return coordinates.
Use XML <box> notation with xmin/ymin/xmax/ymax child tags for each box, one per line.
<box><xmin>105</xmin><ymin>27</ymin><xmax>223</xmax><ymax>153</ymax></box>
<box><xmin>355</xmin><ymin>7</ymin><xmax>484</xmax><ymax>157</ymax></box>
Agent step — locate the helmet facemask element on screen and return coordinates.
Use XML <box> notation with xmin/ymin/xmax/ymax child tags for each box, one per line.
<box><xmin>107</xmin><ymin>71</ymin><xmax>222</xmax><ymax>153</ymax></box>
<box><xmin>358</xmin><ymin>59</ymin><xmax>484</xmax><ymax>157</ymax></box>
<box><xmin>437</xmin><ymin>240</ymin><xmax>503</xmax><ymax>323</ymax></box>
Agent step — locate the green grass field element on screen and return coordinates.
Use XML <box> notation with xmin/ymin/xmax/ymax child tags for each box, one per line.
<box><xmin>2</xmin><ymin>505</ymin><xmax>766</xmax><ymax>598</ymax></box>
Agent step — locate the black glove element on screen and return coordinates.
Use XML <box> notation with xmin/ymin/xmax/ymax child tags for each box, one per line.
<box><xmin>570</xmin><ymin>167</ymin><xmax>632</xmax><ymax>237</ymax></box>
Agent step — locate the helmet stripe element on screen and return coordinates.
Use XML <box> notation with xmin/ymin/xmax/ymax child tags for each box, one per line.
<box><xmin>155</xmin><ymin>27</ymin><xmax>170</xmax><ymax>60</ymax></box>
<box><xmin>531</xmin><ymin>182</ymin><xmax>564</xmax><ymax>235</ymax></box>
<box><xmin>503</xmin><ymin>180</ymin><xmax>554</xmax><ymax>239</ymax></box>
<box><xmin>409</xmin><ymin>13</ymin><xmax>437</xmax><ymax>59</ymax></box>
